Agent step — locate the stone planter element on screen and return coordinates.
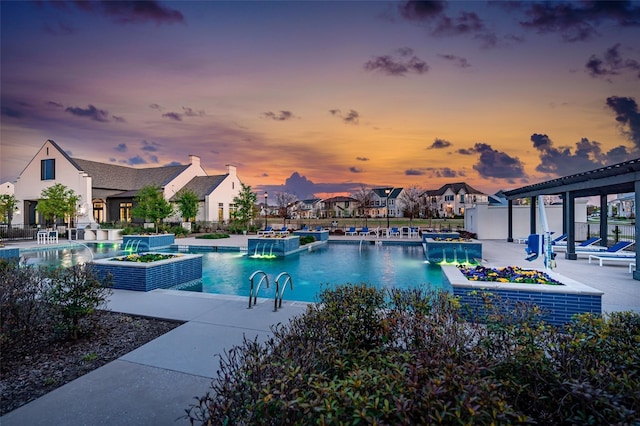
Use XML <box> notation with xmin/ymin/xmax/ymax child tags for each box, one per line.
<box><xmin>293</xmin><ymin>229</ymin><xmax>330</xmax><ymax>241</ymax></box>
<box><xmin>92</xmin><ymin>252</ymin><xmax>202</xmax><ymax>292</ymax></box>
<box><xmin>424</xmin><ymin>238</ymin><xmax>482</xmax><ymax>264</ymax></box>
<box><xmin>441</xmin><ymin>265</ymin><xmax>603</xmax><ymax>326</ymax></box>
<box><xmin>122</xmin><ymin>234</ymin><xmax>175</xmax><ymax>252</ymax></box>
<box><xmin>247</xmin><ymin>236</ymin><xmax>300</xmax><ymax>257</ymax></box>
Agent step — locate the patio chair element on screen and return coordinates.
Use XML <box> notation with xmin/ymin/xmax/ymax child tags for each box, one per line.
<box><xmin>554</xmin><ymin>237</ymin><xmax>604</xmax><ymax>251</ymax></box>
<box><xmin>278</xmin><ymin>227</ymin><xmax>289</xmax><ymax>236</ymax></box>
<box><xmin>47</xmin><ymin>230</ymin><xmax>58</xmax><ymax>244</ymax></box>
<box><xmin>389</xmin><ymin>227</ymin><xmax>400</xmax><ymax>237</ymax></box>
<box><xmin>359</xmin><ymin>227</ymin><xmax>371</xmax><ymax>236</ymax></box>
<box><xmin>257</xmin><ymin>226</ymin><xmax>274</xmax><ymax>236</ymax></box>
<box><xmin>345</xmin><ymin>227</ymin><xmax>357</xmax><ymax>236</ymax></box>
<box><xmin>315</xmin><ymin>226</ymin><xmax>323</xmax><ymax>231</ymax></box>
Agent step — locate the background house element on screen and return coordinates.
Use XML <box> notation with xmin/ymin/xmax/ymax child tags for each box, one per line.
<box><xmin>370</xmin><ymin>188</ymin><xmax>403</xmax><ymax>218</ymax></box>
<box><xmin>319</xmin><ymin>196</ymin><xmax>357</xmax><ymax>218</ymax></box>
<box><xmin>12</xmin><ymin>139</ymin><xmax>242</xmax><ymax>228</ymax></box>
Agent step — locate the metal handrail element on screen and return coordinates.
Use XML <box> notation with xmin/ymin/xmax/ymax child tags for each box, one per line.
<box><xmin>248</xmin><ymin>270</ymin><xmax>269</xmax><ymax>309</ymax></box>
<box><xmin>274</xmin><ymin>272</ymin><xmax>293</xmax><ymax>312</ymax></box>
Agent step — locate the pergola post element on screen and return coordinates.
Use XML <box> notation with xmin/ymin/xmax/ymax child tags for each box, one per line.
<box><xmin>530</xmin><ymin>196</ymin><xmax>537</xmax><ymax>234</ymax></box>
<box><xmin>507</xmin><ymin>199</ymin><xmax>513</xmax><ymax>242</ymax></box>
<box><xmin>564</xmin><ymin>191</ymin><xmax>577</xmax><ymax>260</ymax></box>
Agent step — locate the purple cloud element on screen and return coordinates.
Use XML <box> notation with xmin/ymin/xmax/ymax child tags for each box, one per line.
<box><xmin>364</xmin><ymin>47</ymin><xmax>429</xmax><ymax>76</ymax></box>
<box><xmin>531</xmin><ymin>133</ymin><xmax>632</xmax><ymax>175</ymax></box>
<box><xmin>141</xmin><ymin>140</ymin><xmax>160</xmax><ymax>152</ymax></box>
<box><xmin>65</xmin><ymin>104</ymin><xmax>109</xmax><ymax>122</ymax></box>
<box><xmin>427</xmin><ymin>138</ymin><xmax>452</xmax><ymax>149</ymax></box>
<box><xmin>520</xmin><ymin>1</ymin><xmax>640</xmax><ymax>42</ymax></box>
<box><xmin>586</xmin><ymin>44</ymin><xmax>640</xmax><ymax>80</ymax></box>
<box><xmin>349</xmin><ymin>167</ymin><xmax>363</xmax><ymax>173</ymax></box>
<box><xmin>405</xmin><ymin>169</ymin><xmax>425</xmax><ymax>176</ymax></box>
<box><xmin>262</xmin><ymin>110</ymin><xmax>295</xmax><ymax>121</ymax></box>
<box><xmin>472</xmin><ymin>143</ymin><xmax>526</xmax><ymax>179</ymax></box>
<box><xmin>71</xmin><ymin>1</ymin><xmax>185</xmax><ymax>25</ymax></box>
<box><xmin>126</xmin><ymin>155</ymin><xmax>147</xmax><ymax>165</ymax></box>
<box><xmin>330</xmin><ymin>108</ymin><xmax>360</xmax><ymax>125</ymax></box>
<box><xmin>438</xmin><ymin>53</ymin><xmax>471</xmax><ymax>68</ymax></box>
<box><xmin>114</xmin><ymin>143</ymin><xmax>127</xmax><ymax>152</ymax></box>
<box><xmin>162</xmin><ymin>112</ymin><xmax>182</xmax><ymax>121</ymax></box>
<box><xmin>606</xmin><ymin>96</ymin><xmax>640</xmax><ymax>149</ymax></box>
<box><xmin>183</xmin><ymin>107</ymin><xmax>205</xmax><ymax>117</ymax></box>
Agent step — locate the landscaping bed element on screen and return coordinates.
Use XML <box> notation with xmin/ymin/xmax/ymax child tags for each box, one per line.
<box><xmin>1</xmin><ymin>311</ymin><xmax>182</xmax><ymax>415</ymax></box>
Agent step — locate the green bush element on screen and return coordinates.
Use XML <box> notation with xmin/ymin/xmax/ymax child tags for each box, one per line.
<box><xmin>195</xmin><ymin>233</ymin><xmax>230</xmax><ymax>240</ymax></box>
<box><xmin>0</xmin><ymin>259</ymin><xmax>51</xmax><ymax>345</ymax></box>
<box><xmin>186</xmin><ymin>285</ymin><xmax>640</xmax><ymax>425</ymax></box>
<box><xmin>298</xmin><ymin>235</ymin><xmax>316</xmax><ymax>245</ymax></box>
<box><xmin>47</xmin><ymin>263</ymin><xmax>113</xmax><ymax>340</ymax></box>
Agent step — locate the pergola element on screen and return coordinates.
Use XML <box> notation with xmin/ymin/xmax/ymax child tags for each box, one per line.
<box><xmin>503</xmin><ymin>159</ymin><xmax>640</xmax><ymax>281</ymax></box>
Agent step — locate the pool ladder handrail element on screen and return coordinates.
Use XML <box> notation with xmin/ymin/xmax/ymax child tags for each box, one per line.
<box><xmin>274</xmin><ymin>272</ymin><xmax>293</xmax><ymax>312</ymax></box>
<box><xmin>248</xmin><ymin>270</ymin><xmax>269</xmax><ymax>309</ymax></box>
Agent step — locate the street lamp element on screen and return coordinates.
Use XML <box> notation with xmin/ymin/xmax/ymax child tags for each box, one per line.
<box><xmin>264</xmin><ymin>192</ymin><xmax>268</xmax><ymax>229</ymax></box>
<box><xmin>385</xmin><ymin>188</ymin><xmax>392</xmax><ymax>229</ymax></box>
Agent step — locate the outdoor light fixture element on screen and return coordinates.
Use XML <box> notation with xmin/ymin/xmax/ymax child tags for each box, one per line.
<box><xmin>264</xmin><ymin>192</ymin><xmax>268</xmax><ymax>229</ymax></box>
<box><xmin>385</xmin><ymin>188</ymin><xmax>393</xmax><ymax>229</ymax></box>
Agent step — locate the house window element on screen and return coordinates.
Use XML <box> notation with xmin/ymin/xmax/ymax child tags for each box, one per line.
<box><xmin>119</xmin><ymin>202</ymin><xmax>132</xmax><ymax>222</ymax></box>
<box><xmin>93</xmin><ymin>201</ymin><xmax>104</xmax><ymax>223</ymax></box>
<box><xmin>460</xmin><ymin>194</ymin><xmax>465</xmax><ymax>203</ymax></box>
<box><xmin>41</xmin><ymin>159</ymin><xmax>55</xmax><ymax>180</ymax></box>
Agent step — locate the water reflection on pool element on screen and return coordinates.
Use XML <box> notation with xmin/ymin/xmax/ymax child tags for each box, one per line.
<box><xmin>18</xmin><ymin>242</ymin><xmax>446</xmax><ymax>303</ymax></box>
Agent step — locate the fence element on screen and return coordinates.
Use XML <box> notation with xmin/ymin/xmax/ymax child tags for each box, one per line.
<box><xmin>0</xmin><ymin>224</ymin><xmax>39</xmax><ymax>241</ymax></box>
<box><xmin>576</xmin><ymin>222</ymin><xmax>636</xmax><ymax>244</ymax></box>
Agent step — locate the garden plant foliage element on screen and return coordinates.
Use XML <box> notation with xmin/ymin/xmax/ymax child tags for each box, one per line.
<box><xmin>186</xmin><ymin>284</ymin><xmax>640</xmax><ymax>425</ymax></box>
<box><xmin>0</xmin><ymin>259</ymin><xmax>113</xmax><ymax>344</ymax></box>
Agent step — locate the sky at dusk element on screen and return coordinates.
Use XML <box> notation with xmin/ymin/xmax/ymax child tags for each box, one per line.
<box><xmin>2</xmin><ymin>1</ymin><xmax>640</xmax><ymax>199</ymax></box>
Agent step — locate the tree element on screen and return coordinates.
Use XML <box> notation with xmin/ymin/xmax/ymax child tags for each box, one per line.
<box><xmin>274</xmin><ymin>191</ymin><xmax>297</xmax><ymax>225</ymax></box>
<box><xmin>174</xmin><ymin>189</ymin><xmax>199</xmax><ymax>222</ymax></box>
<box><xmin>232</xmin><ymin>183</ymin><xmax>257</xmax><ymax>231</ymax></box>
<box><xmin>0</xmin><ymin>194</ymin><xmax>19</xmax><ymax>224</ymax></box>
<box><xmin>398</xmin><ymin>185</ymin><xmax>423</xmax><ymax>227</ymax></box>
<box><xmin>132</xmin><ymin>184</ymin><xmax>174</xmax><ymax>233</ymax></box>
<box><xmin>351</xmin><ymin>184</ymin><xmax>373</xmax><ymax>226</ymax></box>
<box><xmin>36</xmin><ymin>184</ymin><xmax>81</xmax><ymax>227</ymax></box>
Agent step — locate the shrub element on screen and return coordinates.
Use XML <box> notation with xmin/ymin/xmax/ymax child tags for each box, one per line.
<box><xmin>298</xmin><ymin>235</ymin><xmax>315</xmax><ymax>245</ymax></box>
<box><xmin>0</xmin><ymin>259</ymin><xmax>51</xmax><ymax>346</ymax></box>
<box><xmin>47</xmin><ymin>263</ymin><xmax>113</xmax><ymax>340</ymax></box>
<box><xmin>195</xmin><ymin>233</ymin><xmax>230</xmax><ymax>240</ymax></box>
<box><xmin>186</xmin><ymin>285</ymin><xmax>640</xmax><ymax>425</ymax></box>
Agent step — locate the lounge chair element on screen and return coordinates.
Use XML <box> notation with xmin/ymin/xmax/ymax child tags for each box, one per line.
<box><xmin>588</xmin><ymin>253</ymin><xmax>635</xmax><ymax>267</ymax></box>
<box><xmin>389</xmin><ymin>227</ymin><xmax>400</xmax><ymax>237</ymax></box>
<box><xmin>554</xmin><ymin>237</ymin><xmax>604</xmax><ymax>252</ymax></box>
<box><xmin>315</xmin><ymin>226</ymin><xmax>323</xmax><ymax>231</ymax></box>
<box><xmin>359</xmin><ymin>227</ymin><xmax>371</xmax><ymax>236</ymax></box>
<box><xmin>577</xmin><ymin>240</ymin><xmax>634</xmax><ymax>257</ymax></box>
<box><xmin>278</xmin><ymin>227</ymin><xmax>289</xmax><ymax>236</ymax></box>
<box><xmin>257</xmin><ymin>226</ymin><xmax>274</xmax><ymax>236</ymax></box>
<box><xmin>550</xmin><ymin>233</ymin><xmax>568</xmax><ymax>245</ymax></box>
<box><xmin>345</xmin><ymin>227</ymin><xmax>357</xmax><ymax>236</ymax></box>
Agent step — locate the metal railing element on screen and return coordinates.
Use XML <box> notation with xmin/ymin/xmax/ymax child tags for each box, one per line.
<box><xmin>0</xmin><ymin>224</ymin><xmax>39</xmax><ymax>241</ymax></box>
<box><xmin>578</xmin><ymin>222</ymin><xmax>636</xmax><ymax>244</ymax></box>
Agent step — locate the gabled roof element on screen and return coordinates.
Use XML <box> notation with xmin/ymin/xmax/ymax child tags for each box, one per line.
<box><xmin>73</xmin><ymin>158</ymin><xmax>189</xmax><ymax>191</ymax></box>
<box><xmin>300</xmin><ymin>198</ymin><xmax>321</xmax><ymax>205</ymax></box>
<box><xmin>170</xmin><ymin>175</ymin><xmax>227</xmax><ymax>201</ymax></box>
<box><xmin>323</xmin><ymin>196</ymin><xmax>357</xmax><ymax>203</ymax></box>
<box><xmin>437</xmin><ymin>182</ymin><xmax>485</xmax><ymax>196</ymax></box>
<box><xmin>371</xmin><ymin>187</ymin><xmax>402</xmax><ymax>198</ymax></box>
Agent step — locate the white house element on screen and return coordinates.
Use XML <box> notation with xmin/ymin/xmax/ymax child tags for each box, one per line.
<box><xmin>370</xmin><ymin>188</ymin><xmax>403</xmax><ymax>218</ymax></box>
<box><xmin>12</xmin><ymin>139</ymin><xmax>242</xmax><ymax>227</ymax></box>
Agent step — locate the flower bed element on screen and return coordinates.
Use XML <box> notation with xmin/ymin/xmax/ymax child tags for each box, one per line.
<box><xmin>441</xmin><ymin>265</ymin><xmax>602</xmax><ymax>326</ymax></box>
<box><xmin>459</xmin><ymin>265</ymin><xmax>562</xmax><ymax>285</ymax></box>
<box><xmin>113</xmin><ymin>253</ymin><xmax>180</xmax><ymax>263</ymax></box>
<box><xmin>92</xmin><ymin>252</ymin><xmax>202</xmax><ymax>291</ymax></box>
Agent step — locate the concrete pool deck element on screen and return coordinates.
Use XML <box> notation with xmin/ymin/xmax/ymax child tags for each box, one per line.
<box><xmin>2</xmin><ymin>235</ymin><xmax>639</xmax><ymax>425</ymax></box>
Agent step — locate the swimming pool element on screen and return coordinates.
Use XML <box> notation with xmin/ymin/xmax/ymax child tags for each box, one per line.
<box><xmin>18</xmin><ymin>242</ymin><xmax>447</xmax><ymax>303</ymax></box>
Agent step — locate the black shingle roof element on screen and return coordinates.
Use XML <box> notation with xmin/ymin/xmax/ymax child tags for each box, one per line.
<box><xmin>169</xmin><ymin>175</ymin><xmax>227</xmax><ymax>201</ymax></box>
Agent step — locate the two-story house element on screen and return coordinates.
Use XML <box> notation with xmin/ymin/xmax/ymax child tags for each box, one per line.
<box><xmin>370</xmin><ymin>188</ymin><xmax>404</xmax><ymax>218</ymax></box>
<box><xmin>12</xmin><ymin>139</ymin><xmax>242</xmax><ymax>227</ymax></box>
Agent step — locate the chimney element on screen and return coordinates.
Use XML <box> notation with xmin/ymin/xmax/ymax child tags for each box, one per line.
<box><xmin>189</xmin><ymin>155</ymin><xmax>200</xmax><ymax>167</ymax></box>
<box><xmin>226</xmin><ymin>164</ymin><xmax>237</xmax><ymax>176</ymax></box>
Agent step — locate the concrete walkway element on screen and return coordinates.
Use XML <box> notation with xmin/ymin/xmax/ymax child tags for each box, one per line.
<box><xmin>2</xmin><ymin>235</ymin><xmax>638</xmax><ymax>425</ymax></box>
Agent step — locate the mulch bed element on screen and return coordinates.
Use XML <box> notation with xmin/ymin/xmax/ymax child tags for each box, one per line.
<box><xmin>0</xmin><ymin>310</ymin><xmax>182</xmax><ymax>416</ymax></box>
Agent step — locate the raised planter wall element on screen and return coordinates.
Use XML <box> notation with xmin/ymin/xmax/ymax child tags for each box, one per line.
<box><xmin>422</xmin><ymin>231</ymin><xmax>460</xmax><ymax>240</ymax></box>
<box><xmin>0</xmin><ymin>248</ymin><xmax>19</xmax><ymax>260</ymax></box>
<box><xmin>93</xmin><ymin>252</ymin><xmax>202</xmax><ymax>292</ymax></box>
<box><xmin>247</xmin><ymin>236</ymin><xmax>300</xmax><ymax>257</ymax></box>
<box><xmin>425</xmin><ymin>238</ymin><xmax>482</xmax><ymax>264</ymax></box>
<box><xmin>441</xmin><ymin>265</ymin><xmax>603</xmax><ymax>326</ymax></box>
<box><xmin>293</xmin><ymin>230</ymin><xmax>329</xmax><ymax>241</ymax></box>
<box><xmin>123</xmin><ymin>234</ymin><xmax>175</xmax><ymax>252</ymax></box>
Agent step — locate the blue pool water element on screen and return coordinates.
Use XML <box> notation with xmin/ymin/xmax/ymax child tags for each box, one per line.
<box><xmin>18</xmin><ymin>242</ymin><xmax>447</xmax><ymax>302</ymax></box>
